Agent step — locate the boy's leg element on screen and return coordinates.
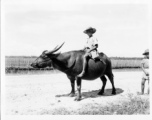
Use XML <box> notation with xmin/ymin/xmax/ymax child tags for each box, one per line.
<box><xmin>77</xmin><ymin>53</ymin><xmax>91</xmax><ymax>78</ymax></box>
<box><xmin>147</xmin><ymin>79</ymin><xmax>150</xmax><ymax>94</ymax></box>
<box><xmin>141</xmin><ymin>77</ymin><xmax>146</xmax><ymax>94</ymax></box>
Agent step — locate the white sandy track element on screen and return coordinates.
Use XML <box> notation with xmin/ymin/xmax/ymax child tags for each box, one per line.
<box><xmin>5</xmin><ymin>71</ymin><xmax>149</xmax><ymax>115</ymax></box>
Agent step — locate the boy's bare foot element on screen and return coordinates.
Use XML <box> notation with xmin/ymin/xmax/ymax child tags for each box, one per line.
<box><xmin>77</xmin><ymin>72</ymin><xmax>85</xmax><ymax>78</ymax></box>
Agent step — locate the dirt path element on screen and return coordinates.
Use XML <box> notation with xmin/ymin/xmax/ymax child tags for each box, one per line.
<box><xmin>5</xmin><ymin>71</ymin><xmax>149</xmax><ymax>115</ymax></box>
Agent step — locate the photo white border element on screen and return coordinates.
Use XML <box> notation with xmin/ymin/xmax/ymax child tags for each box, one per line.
<box><xmin>1</xmin><ymin>0</ymin><xmax>152</xmax><ymax>120</ymax></box>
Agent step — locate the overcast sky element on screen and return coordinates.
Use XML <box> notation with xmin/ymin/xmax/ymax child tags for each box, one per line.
<box><xmin>2</xmin><ymin>0</ymin><xmax>151</xmax><ymax>57</ymax></box>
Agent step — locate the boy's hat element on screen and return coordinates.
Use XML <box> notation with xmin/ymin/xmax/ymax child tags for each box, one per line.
<box><xmin>83</xmin><ymin>27</ymin><xmax>96</xmax><ymax>34</ymax></box>
<box><xmin>143</xmin><ymin>49</ymin><xmax>149</xmax><ymax>55</ymax></box>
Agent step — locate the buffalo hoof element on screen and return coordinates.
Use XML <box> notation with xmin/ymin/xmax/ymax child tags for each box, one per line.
<box><xmin>68</xmin><ymin>93</ymin><xmax>75</xmax><ymax>97</ymax></box>
<box><xmin>112</xmin><ymin>91</ymin><xmax>116</xmax><ymax>95</ymax></box>
<box><xmin>74</xmin><ymin>97</ymin><xmax>81</xmax><ymax>101</ymax></box>
<box><xmin>98</xmin><ymin>92</ymin><xmax>104</xmax><ymax>95</ymax></box>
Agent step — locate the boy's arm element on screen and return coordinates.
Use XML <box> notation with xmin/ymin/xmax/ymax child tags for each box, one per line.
<box><xmin>141</xmin><ymin>62</ymin><xmax>149</xmax><ymax>76</ymax></box>
<box><xmin>87</xmin><ymin>37</ymin><xmax>98</xmax><ymax>52</ymax></box>
<box><xmin>88</xmin><ymin>44</ymin><xmax>98</xmax><ymax>53</ymax></box>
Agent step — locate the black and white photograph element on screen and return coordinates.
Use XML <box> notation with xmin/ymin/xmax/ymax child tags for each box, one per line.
<box><xmin>1</xmin><ymin>0</ymin><xmax>152</xmax><ymax>119</ymax></box>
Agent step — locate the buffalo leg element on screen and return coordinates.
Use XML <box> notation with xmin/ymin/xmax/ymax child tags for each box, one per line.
<box><xmin>98</xmin><ymin>75</ymin><xmax>107</xmax><ymax>95</ymax></box>
<box><xmin>67</xmin><ymin>75</ymin><xmax>75</xmax><ymax>97</ymax></box>
<box><xmin>106</xmin><ymin>73</ymin><xmax>116</xmax><ymax>95</ymax></box>
<box><xmin>75</xmin><ymin>77</ymin><xmax>82</xmax><ymax>101</ymax></box>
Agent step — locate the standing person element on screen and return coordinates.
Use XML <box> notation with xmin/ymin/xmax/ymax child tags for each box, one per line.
<box><xmin>77</xmin><ymin>27</ymin><xmax>105</xmax><ymax>78</ymax></box>
<box><xmin>139</xmin><ymin>49</ymin><xmax>149</xmax><ymax>95</ymax></box>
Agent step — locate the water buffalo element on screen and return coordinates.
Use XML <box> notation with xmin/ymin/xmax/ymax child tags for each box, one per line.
<box><xmin>31</xmin><ymin>43</ymin><xmax>116</xmax><ymax>101</ymax></box>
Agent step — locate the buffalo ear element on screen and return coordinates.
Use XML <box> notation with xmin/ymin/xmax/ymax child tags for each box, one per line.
<box><xmin>53</xmin><ymin>52</ymin><xmax>61</xmax><ymax>58</ymax></box>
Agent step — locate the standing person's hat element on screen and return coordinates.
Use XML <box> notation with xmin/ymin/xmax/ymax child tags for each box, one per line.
<box><xmin>83</xmin><ymin>27</ymin><xmax>96</xmax><ymax>34</ymax></box>
<box><xmin>143</xmin><ymin>49</ymin><xmax>149</xmax><ymax>55</ymax></box>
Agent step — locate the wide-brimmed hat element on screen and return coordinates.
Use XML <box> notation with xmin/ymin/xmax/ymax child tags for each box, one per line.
<box><xmin>143</xmin><ymin>49</ymin><xmax>149</xmax><ymax>55</ymax></box>
<box><xmin>83</xmin><ymin>27</ymin><xmax>96</xmax><ymax>34</ymax></box>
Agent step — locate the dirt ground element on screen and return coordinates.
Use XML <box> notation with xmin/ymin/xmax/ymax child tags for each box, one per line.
<box><xmin>5</xmin><ymin>70</ymin><xmax>149</xmax><ymax>115</ymax></box>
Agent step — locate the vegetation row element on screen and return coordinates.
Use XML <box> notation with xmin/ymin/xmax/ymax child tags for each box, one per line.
<box><xmin>5</xmin><ymin>56</ymin><xmax>142</xmax><ymax>74</ymax></box>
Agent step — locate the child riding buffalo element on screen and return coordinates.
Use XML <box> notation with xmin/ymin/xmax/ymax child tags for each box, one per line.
<box><xmin>77</xmin><ymin>27</ymin><xmax>105</xmax><ymax>78</ymax></box>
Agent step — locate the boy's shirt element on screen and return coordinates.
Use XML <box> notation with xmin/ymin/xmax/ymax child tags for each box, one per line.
<box><xmin>85</xmin><ymin>36</ymin><xmax>98</xmax><ymax>49</ymax></box>
<box><xmin>141</xmin><ymin>58</ymin><xmax>149</xmax><ymax>79</ymax></box>
<box><xmin>141</xmin><ymin>58</ymin><xmax>149</xmax><ymax>69</ymax></box>
<box><xmin>85</xmin><ymin>36</ymin><xmax>99</xmax><ymax>59</ymax></box>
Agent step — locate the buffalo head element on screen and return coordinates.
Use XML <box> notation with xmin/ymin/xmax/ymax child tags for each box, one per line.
<box><xmin>31</xmin><ymin>42</ymin><xmax>64</xmax><ymax>68</ymax></box>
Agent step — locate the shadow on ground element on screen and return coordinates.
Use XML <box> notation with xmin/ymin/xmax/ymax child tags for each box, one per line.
<box><xmin>82</xmin><ymin>88</ymin><xmax>123</xmax><ymax>99</ymax></box>
<box><xmin>56</xmin><ymin>88</ymin><xmax>124</xmax><ymax>99</ymax></box>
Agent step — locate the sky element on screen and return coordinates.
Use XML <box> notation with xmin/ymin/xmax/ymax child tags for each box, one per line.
<box><xmin>2</xmin><ymin>0</ymin><xmax>151</xmax><ymax>57</ymax></box>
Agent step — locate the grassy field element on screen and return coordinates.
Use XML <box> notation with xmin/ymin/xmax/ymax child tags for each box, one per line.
<box><xmin>45</xmin><ymin>93</ymin><xmax>149</xmax><ymax>115</ymax></box>
<box><xmin>5</xmin><ymin>56</ymin><xmax>37</xmax><ymax>68</ymax></box>
<box><xmin>5</xmin><ymin>56</ymin><xmax>143</xmax><ymax>74</ymax></box>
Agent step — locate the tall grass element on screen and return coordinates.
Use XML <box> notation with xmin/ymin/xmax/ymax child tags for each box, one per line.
<box><xmin>5</xmin><ymin>56</ymin><xmax>36</xmax><ymax>68</ymax></box>
<box><xmin>5</xmin><ymin>56</ymin><xmax>142</xmax><ymax>68</ymax></box>
<box><xmin>39</xmin><ymin>93</ymin><xmax>149</xmax><ymax>115</ymax></box>
<box><xmin>112</xmin><ymin>59</ymin><xmax>141</xmax><ymax>69</ymax></box>
<box><xmin>5</xmin><ymin>56</ymin><xmax>143</xmax><ymax>74</ymax></box>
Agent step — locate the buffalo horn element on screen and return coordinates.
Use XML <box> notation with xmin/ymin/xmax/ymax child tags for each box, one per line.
<box><xmin>45</xmin><ymin>42</ymin><xmax>65</xmax><ymax>54</ymax></box>
<box><xmin>45</xmin><ymin>45</ymin><xmax>58</xmax><ymax>54</ymax></box>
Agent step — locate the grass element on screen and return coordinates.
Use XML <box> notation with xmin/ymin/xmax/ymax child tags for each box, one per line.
<box><xmin>5</xmin><ymin>56</ymin><xmax>143</xmax><ymax>74</ymax></box>
<box><xmin>5</xmin><ymin>56</ymin><xmax>142</xmax><ymax>68</ymax></box>
<box><xmin>39</xmin><ymin>93</ymin><xmax>149</xmax><ymax>115</ymax></box>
